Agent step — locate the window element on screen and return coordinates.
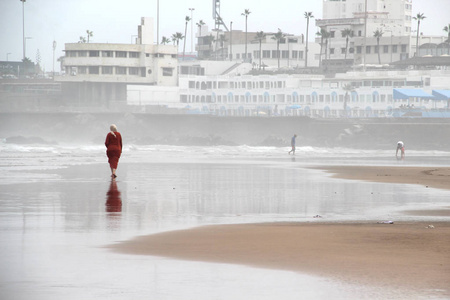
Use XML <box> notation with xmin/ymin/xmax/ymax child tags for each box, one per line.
<box><xmin>78</xmin><ymin>66</ymin><xmax>87</xmax><ymax>74</ymax></box>
<box><xmin>89</xmin><ymin>51</ymin><xmax>99</xmax><ymax>57</ymax></box>
<box><xmin>356</xmin><ymin>46</ymin><xmax>362</xmax><ymax>54</ymax></box>
<box><xmin>162</xmin><ymin>67</ymin><xmax>173</xmax><ymax>76</ymax></box>
<box><xmin>88</xmin><ymin>66</ymin><xmax>99</xmax><ymax>74</ymax></box>
<box><xmin>67</xmin><ymin>51</ymin><xmax>77</xmax><ymax>57</ymax></box>
<box><xmin>292</xmin><ymin>51</ymin><xmax>298</xmax><ymax>59</ymax></box>
<box><xmin>330</xmin><ymin>31</ymin><xmax>335</xmax><ymax>38</ymax></box>
<box><xmin>358</xmin><ymin>30</ymin><xmax>362</xmax><ymax>37</ymax></box>
<box><xmin>253</xmin><ymin>50</ymin><xmax>260</xmax><ymax>59</ymax></box>
<box><xmin>102</xmin><ymin>51</ymin><xmax>113</xmax><ymax>57</ymax></box>
<box><xmin>366</xmin><ymin>46</ymin><xmax>371</xmax><ymax>54</ymax></box>
<box><xmin>281</xmin><ymin>50</ymin><xmax>289</xmax><ymax>58</ymax></box>
<box><xmin>392</xmin><ymin>45</ymin><xmax>398</xmax><ymax>53</ymax></box>
<box><xmin>116</xmin><ymin>51</ymin><xmax>127</xmax><ymax>58</ymax></box>
<box><xmin>374</xmin><ymin>46</ymin><xmax>379</xmax><ymax>53</ymax></box>
<box><xmin>330</xmin><ymin>48</ymin><xmax>335</xmax><ymax>55</ymax></box>
<box><xmin>341</xmin><ymin>47</ymin><xmax>346</xmax><ymax>54</ymax></box>
<box><xmin>129</xmin><ymin>67</ymin><xmax>139</xmax><ymax>75</ymax></box>
<box><xmin>78</xmin><ymin>51</ymin><xmax>87</xmax><ymax>57</ymax></box>
<box><xmin>299</xmin><ymin>51</ymin><xmax>304</xmax><ymax>59</ymax></box>
<box><xmin>116</xmin><ymin>67</ymin><xmax>126</xmax><ymax>75</ymax></box>
<box><xmin>263</xmin><ymin>50</ymin><xmax>270</xmax><ymax>58</ymax></box>
<box><xmin>383</xmin><ymin>45</ymin><xmax>389</xmax><ymax>53</ymax></box>
<box><xmin>272</xmin><ymin>50</ymin><xmax>279</xmax><ymax>58</ymax></box>
<box><xmin>401</xmin><ymin>44</ymin><xmax>407</xmax><ymax>52</ymax></box>
<box><xmin>102</xmin><ymin>66</ymin><xmax>113</xmax><ymax>74</ymax></box>
<box><xmin>129</xmin><ymin>52</ymin><xmax>140</xmax><ymax>58</ymax></box>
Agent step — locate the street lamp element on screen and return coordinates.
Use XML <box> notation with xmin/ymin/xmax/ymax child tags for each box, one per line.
<box><xmin>156</xmin><ymin>0</ymin><xmax>159</xmax><ymax>45</ymax></box>
<box><xmin>20</xmin><ymin>0</ymin><xmax>26</xmax><ymax>60</ymax></box>
<box><xmin>7</xmin><ymin>53</ymin><xmax>11</xmax><ymax>61</ymax></box>
<box><xmin>189</xmin><ymin>8</ymin><xmax>195</xmax><ymax>53</ymax></box>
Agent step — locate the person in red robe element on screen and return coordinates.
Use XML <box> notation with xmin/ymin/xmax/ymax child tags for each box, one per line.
<box><xmin>105</xmin><ymin>124</ymin><xmax>123</xmax><ymax>178</ymax></box>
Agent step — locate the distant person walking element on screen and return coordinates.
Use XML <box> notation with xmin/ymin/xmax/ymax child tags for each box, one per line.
<box><xmin>396</xmin><ymin>141</ymin><xmax>405</xmax><ymax>159</ymax></box>
<box><xmin>288</xmin><ymin>134</ymin><xmax>297</xmax><ymax>155</ymax></box>
<box><xmin>105</xmin><ymin>124</ymin><xmax>123</xmax><ymax>178</ymax></box>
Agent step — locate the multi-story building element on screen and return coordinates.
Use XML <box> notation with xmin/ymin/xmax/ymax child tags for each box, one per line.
<box><xmin>56</xmin><ymin>18</ymin><xmax>178</xmax><ymax>108</ymax></box>
<box><xmin>316</xmin><ymin>0</ymin><xmax>413</xmax><ymax>69</ymax></box>
<box><xmin>196</xmin><ymin>25</ymin><xmax>321</xmax><ymax>69</ymax></box>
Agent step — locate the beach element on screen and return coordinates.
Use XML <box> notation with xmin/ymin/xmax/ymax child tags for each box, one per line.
<box><xmin>110</xmin><ymin>165</ymin><xmax>450</xmax><ymax>298</ymax></box>
<box><xmin>1</xmin><ymin>142</ymin><xmax>450</xmax><ymax>299</ymax></box>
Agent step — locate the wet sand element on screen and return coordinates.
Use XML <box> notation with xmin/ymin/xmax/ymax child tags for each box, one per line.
<box><xmin>110</xmin><ymin>166</ymin><xmax>450</xmax><ymax>297</ymax></box>
<box><xmin>317</xmin><ymin>165</ymin><xmax>450</xmax><ymax>191</ymax></box>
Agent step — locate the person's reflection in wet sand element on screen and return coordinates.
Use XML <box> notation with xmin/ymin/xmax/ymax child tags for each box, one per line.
<box><xmin>106</xmin><ymin>179</ymin><xmax>122</xmax><ymax>213</ymax></box>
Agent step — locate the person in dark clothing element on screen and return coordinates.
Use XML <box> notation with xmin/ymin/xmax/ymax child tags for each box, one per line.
<box><xmin>288</xmin><ymin>134</ymin><xmax>297</xmax><ymax>155</ymax></box>
<box><xmin>105</xmin><ymin>124</ymin><xmax>123</xmax><ymax>178</ymax></box>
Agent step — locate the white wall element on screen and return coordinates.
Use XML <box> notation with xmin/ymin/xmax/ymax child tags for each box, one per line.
<box><xmin>127</xmin><ymin>85</ymin><xmax>179</xmax><ymax>105</ymax></box>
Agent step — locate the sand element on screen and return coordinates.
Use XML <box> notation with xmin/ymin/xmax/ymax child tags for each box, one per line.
<box><xmin>110</xmin><ymin>166</ymin><xmax>450</xmax><ymax>297</ymax></box>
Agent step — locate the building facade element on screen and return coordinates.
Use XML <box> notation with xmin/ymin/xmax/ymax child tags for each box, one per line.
<box><xmin>56</xmin><ymin>18</ymin><xmax>178</xmax><ymax>108</ymax></box>
<box><xmin>316</xmin><ymin>0</ymin><xmax>413</xmax><ymax>68</ymax></box>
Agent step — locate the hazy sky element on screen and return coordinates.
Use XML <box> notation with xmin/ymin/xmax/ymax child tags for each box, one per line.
<box><xmin>1</xmin><ymin>0</ymin><xmax>449</xmax><ymax>71</ymax></box>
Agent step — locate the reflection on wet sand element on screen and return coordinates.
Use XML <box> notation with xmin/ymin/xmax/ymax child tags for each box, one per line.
<box><xmin>106</xmin><ymin>179</ymin><xmax>122</xmax><ymax>213</ymax></box>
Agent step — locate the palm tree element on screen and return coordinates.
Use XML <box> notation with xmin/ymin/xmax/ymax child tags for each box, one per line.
<box><xmin>86</xmin><ymin>30</ymin><xmax>93</xmax><ymax>43</ymax></box>
<box><xmin>241</xmin><ymin>9</ymin><xmax>251</xmax><ymax>61</ymax></box>
<box><xmin>78</xmin><ymin>36</ymin><xmax>86</xmax><ymax>43</ymax></box>
<box><xmin>316</xmin><ymin>29</ymin><xmax>330</xmax><ymax>67</ymax></box>
<box><xmin>272</xmin><ymin>29</ymin><xmax>286</xmax><ymax>70</ymax></box>
<box><xmin>412</xmin><ymin>13</ymin><xmax>426</xmax><ymax>56</ymax></box>
<box><xmin>443</xmin><ymin>24</ymin><xmax>450</xmax><ymax>54</ymax></box>
<box><xmin>255</xmin><ymin>31</ymin><xmax>266</xmax><ymax>70</ymax></box>
<box><xmin>203</xmin><ymin>34</ymin><xmax>215</xmax><ymax>59</ymax></box>
<box><xmin>161</xmin><ymin>36</ymin><xmax>171</xmax><ymax>45</ymax></box>
<box><xmin>304</xmin><ymin>12</ymin><xmax>314</xmax><ymax>68</ymax></box>
<box><xmin>373</xmin><ymin>29</ymin><xmax>384</xmax><ymax>64</ymax></box>
<box><xmin>218</xmin><ymin>34</ymin><xmax>227</xmax><ymax>60</ymax></box>
<box><xmin>171</xmin><ymin>32</ymin><xmax>184</xmax><ymax>53</ymax></box>
<box><xmin>196</xmin><ymin>19</ymin><xmax>205</xmax><ymax>38</ymax></box>
<box><xmin>341</xmin><ymin>28</ymin><xmax>353</xmax><ymax>59</ymax></box>
<box><xmin>183</xmin><ymin>16</ymin><xmax>191</xmax><ymax>60</ymax></box>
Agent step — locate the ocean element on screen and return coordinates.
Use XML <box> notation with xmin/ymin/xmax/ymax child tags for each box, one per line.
<box><xmin>0</xmin><ymin>139</ymin><xmax>449</xmax><ymax>299</ymax></box>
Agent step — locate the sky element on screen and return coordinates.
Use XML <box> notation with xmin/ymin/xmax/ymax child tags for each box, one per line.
<box><xmin>1</xmin><ymin>0</ymin><xmax>449</xmax><ymax>72</ymax></box>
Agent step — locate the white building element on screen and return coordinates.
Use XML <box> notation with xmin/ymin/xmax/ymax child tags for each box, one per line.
<box><xmin>56</xmin><ymin>18</ymin><xmax>178</xmax><ymax>108</ymax></box>
<box><xmin>316</xmin><ymin>0</ymin><xmax>413</xmax><ymax>68</ymax></box>
<box><xmin>196</xmin><ymin>26</ymin><xmax>321</xmax><ymax>69</ymax></box>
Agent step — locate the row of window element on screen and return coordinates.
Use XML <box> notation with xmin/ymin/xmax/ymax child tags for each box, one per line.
<box><xmin>67</xmin><ymin>66</ymin><xmax>174</xmax><ymax>76</ymax></box>
<box><xmin>187</xmin><ymin>79</ymin><xmax>419</xmax><ymax>91</ymax></box>
<box><xmin>182</xmin><ymin>94</ymin><xmax>438</xmax><ymax>105</ymax></box>
<box><xmin>188</xmin><ymin>80</ymin><xmax>286</xmax><ymax>90</ymax></box>
<box><xmin>253</xmin><ymin>50</ymin><xmax>305</xmax><ymax>59</ymax></box>
<box><xmin>65</xmin><ymin>50</ymin><xmax>177</xmax><ymax>59</ymax></box>
<box><xmin>355</xmin><ymin>44</ymin><xmax>408</xmax><ymax>54</ymax></box>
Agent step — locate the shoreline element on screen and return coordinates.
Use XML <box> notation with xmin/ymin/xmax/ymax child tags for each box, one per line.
<box><xmin>109</xmin><ymin>165</ymin><xmax>450</xmax><ymax>297</ymax></box>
